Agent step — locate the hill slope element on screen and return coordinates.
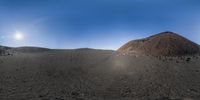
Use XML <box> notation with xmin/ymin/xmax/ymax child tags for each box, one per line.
<box><xmin>118</xmin><ymin>32</ymin><xmax>200</xmax><ymax>56</ymax></box>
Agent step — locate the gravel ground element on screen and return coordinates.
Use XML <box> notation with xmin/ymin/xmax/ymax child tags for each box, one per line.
<box><xmin>0</xmin><ymin>49</ymin><xmax>200</xmax><ymax>100</ymax></box>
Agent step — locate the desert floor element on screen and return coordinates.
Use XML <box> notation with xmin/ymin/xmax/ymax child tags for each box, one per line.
<box><xmin>0</xmin><ymin>49</ymin><xmax>200</xmax><ymax>100</ymax></box>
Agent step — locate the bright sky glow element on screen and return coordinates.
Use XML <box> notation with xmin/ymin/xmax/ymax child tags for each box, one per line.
<box><xmin>14</xmin><ymin>32</ymin><xmax>24</xmax><ymax>41</ymax></box>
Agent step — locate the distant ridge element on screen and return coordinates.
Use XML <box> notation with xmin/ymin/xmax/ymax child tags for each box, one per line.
<box><xmin>0</xmin><ymin>45</ymin><xmax>12</xmax><ymax>55</ymax></box>
<box><xmin>0</xmin><ymin>46</ymin><xmax>50</xmax><ymax>55</ymax></box>
<box><xmin>118</xmin><ymin>31</ymin><xmax>200</xmax><ymax>56</ymax></box>
<box><xmin>11</xmin><ymin>46</ymin><xmax>50</xmax><ymax>53</ymax></box>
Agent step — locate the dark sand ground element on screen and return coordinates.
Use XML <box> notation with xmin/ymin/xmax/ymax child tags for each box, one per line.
<box><xmin>0</xmin><ymin>49</ymin><xmax>200</xmax><ymax>100</ymax></box>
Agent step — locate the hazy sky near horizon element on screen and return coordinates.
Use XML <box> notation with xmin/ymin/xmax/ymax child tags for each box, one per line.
<box><xmin>0</xmin><ymin>0</ymin><xmax>200</xmax><ymax>49</ymax></box>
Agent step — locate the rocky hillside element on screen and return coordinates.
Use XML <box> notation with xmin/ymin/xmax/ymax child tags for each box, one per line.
<box><xmin>118</xmin><ymin>32</ymin><xmax>200</xmax><ymax>56</ymax></box>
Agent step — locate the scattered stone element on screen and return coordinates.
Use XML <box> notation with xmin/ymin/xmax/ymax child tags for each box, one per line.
<box><xmin>186</xmin><ymin>57</ymin><xmax>191</xmax><ymax>62</ymax></box>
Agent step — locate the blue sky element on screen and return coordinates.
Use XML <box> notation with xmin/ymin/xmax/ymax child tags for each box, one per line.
<box><xmin>0</xmin><ymin>0</ymin><xmax>200</xmax><ymax>49</ymax></box>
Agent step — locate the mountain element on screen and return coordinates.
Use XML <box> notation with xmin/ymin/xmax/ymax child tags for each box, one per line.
<box><xmin>118</xmin><ymin>31</ymin><xmax>200</xmax><ymax>56</ymax></box>
<box><xmin>0</xmin><ymin>46</ymin><xmax>50</xmax><ymax>55</ymax></box>
<box><xmin>0</xmin><ymin>45</ymin><xmax>12</xmax><ymax>55</ymax></box>
<box><xmin>10</xmin><ymin>46</ymin><xmax>50</xmax><ymax>53</ymax></box>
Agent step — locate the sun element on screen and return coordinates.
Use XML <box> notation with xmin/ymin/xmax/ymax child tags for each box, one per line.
<box><xmin>14</xmin><ymin>32</ymin><xmax>24</xmax><ymax>40</ymax></box>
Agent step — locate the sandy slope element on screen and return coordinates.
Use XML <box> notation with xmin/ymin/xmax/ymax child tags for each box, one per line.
<box><xmin>0</xmin><ymin>49</ymin><xmax>200</xmax><ymax>100</ymax></box>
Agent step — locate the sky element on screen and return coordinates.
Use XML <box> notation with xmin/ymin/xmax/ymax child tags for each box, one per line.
<box><xmin>0</xmin><ymin>0</ymin><xmax>200</xmax><ymax>50</ymax></box>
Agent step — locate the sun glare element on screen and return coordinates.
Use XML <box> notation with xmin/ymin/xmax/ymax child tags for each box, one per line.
<box><xmin>14</xmin><ymin>32</ymin><xmax>24</xmax><ymax>40</ymax></box>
